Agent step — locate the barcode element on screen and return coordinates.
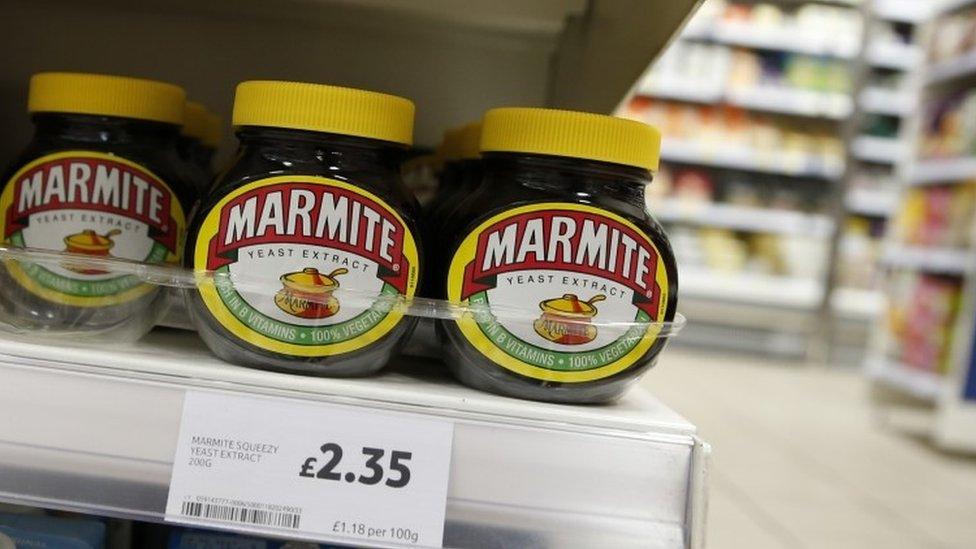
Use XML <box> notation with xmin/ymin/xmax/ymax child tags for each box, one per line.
<box><xmin>181</xmin><ymin>501</ymin><xmax>302</xmax><ymax>529</ymax></box>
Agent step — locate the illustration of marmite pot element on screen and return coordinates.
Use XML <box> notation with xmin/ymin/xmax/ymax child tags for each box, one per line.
<box><xmin>533</xmin><ymin>293</ymin><xmax>606</xmax><ymax>345</ymax></box>
<box><xmin>274</xmin><ymin>267</ymin><xmax>348</xmax><ymax>319</ymax></box>
<box><xmin>62</xmin><ymin>229</ymin><xmax>121</xmax><ymax>274</ymax></box>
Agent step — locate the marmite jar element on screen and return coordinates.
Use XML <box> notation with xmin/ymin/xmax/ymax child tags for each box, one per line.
<box><xmin>424</xmin><ymin>127</ymin><xmax>462</xmax><ymax>214</ymax></box>
<box><xmin>178</xmin><ymin>101</ymin><xmax>222</xmax><ymax>195</ymax></box>
<box><xmin>185</xmin><ymin>81</ymin><xmax>422</xmax><ymax>376</ymax></box>
<box><xmin>430</xmin><ymin>122</ymin><xmax>483</xmax><ymax>295</ymax></box>
<box><xmin>439</xmin><ymin>108</ymin><xmax>678</xmax><ymax>403</ymax></box>
<box><xmin>426</xmin><ymin>122</ymin><xmax>482</xmax><ymax>230</ymax></box>
<box><xmin>0</xmin><ymin>72</ymin><xmax>191</xmax><ymax>337</ymax></box>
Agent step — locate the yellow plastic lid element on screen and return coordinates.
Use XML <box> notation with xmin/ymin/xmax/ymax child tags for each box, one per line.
<box><xmin>480</xmin><ymin>107</ymin><xmax>661</xmax><ymax>170</ymax></box>
<box><xmin>233</xmin><ymin>80</ymin><xmax>414</xmax><ymax>146</ymax></box>
<box><xmin>201</xmin><ymin>110</ymin><xmax>223</xmax><ymax>148</ymax></box>
<box><xmin>182</xmin><ymin>101</ymin><xmax>208</xmax><ymax>139</ymax></box>
<box><xmin>182</xmin><ymin>101</ymin><xmax>222</xmax><ymax>148</ymax></box>
<box><xmin>457</xmin><ymin>121</ymin><xmax>483</xmax><ymax>160</ymax></box>
<box><xmin>28</xmin><ymin>72</ymin><xmax>185</xmax><ymax>125</ymax></box>
<box><xmin>437</xmin><ymin>127</ymin><xmax>464</xmax><ymax>162</ymax></box>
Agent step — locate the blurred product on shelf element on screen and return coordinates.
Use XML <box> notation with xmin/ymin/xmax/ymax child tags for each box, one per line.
<box><xmin>167</xmin><ymin>527</ymin><xmax>339</xmax><ymax>548</ymax></box>
<box><xmin>728</xmin><ymin>48</ymin><xmax>851</xmax><ymax>95</ymax></box>
<box><xmin>668</xmin><ymin>224</ymin><xmax>827</xmax><ymax>281</ymax></box>
<box><xmin>865</xmin><ymin>70</ymin><xmax>909</xmax><ymax>93</ymax></box>
<box><xmin>885</xmin><ymin>270</ymin><xmax>962</xmax><ymax>375</ymax></box>
<box><xmin>868</xmin><ymin>16</ymin><xmax>919</xmax><ymax>53</ymax></box>
<box><xmin>401</xmin><ymin>148</ymin><xmax>440</xmax><ymax>205</ymax></box>
<box><xmin>640</xmin><ymin>42</ymin><xmax>852</xmax><ymax>113</ymax></box>
<box><xmin>861</xmin><ymin>111</ymin><xmax>901</xmax><ymax>140</ymax></box>
<box><xmin>0</xmin><ymin>511</ymin><xmax>106</xmax><ymax>548</ymax></box>
<box><xmin>177</xmin><ymin>100</ymin><xmax>222</xmax><ymax>193</ymax></box>
<box><xmin>136</xmin><ymin>520</ymin><xmax>347</xmax><ymax>548</ymax></box>
<box><xmin>919</xmin><ymin>88</ymin><xmax>976</xmax><ymax>160</ymax></box>
<box><xmin>837</xmin><ymin>216</ymin><xmax>885</xmax><ymax>290</ymax></box>
<box><xmin>649</xmin><ymin>164</ymin><xmax>824</xmax><ymax>214</ymax></box>
<box><xmin>621</xmin><ymin>97</ymin><xmax>844</xmax><ymax>172</ymax></box>
<box><xmin>848</xmin><ymin>164</ymin><xmax>901</xmax><ymax>202</ymax></box>
<box><xmin>890</xmin><ymin>183</ymin><xmax>976</xmax><ymax>248</ymax></box>
<box><xmin>929</xmin><ymin>3</ymin><xmax>976</xmax><ymax>65</ymax></box>
<box><xmin>684</xmin><ymin>0</ymin><xmax>862</xmax><ymax>56</ymax></box>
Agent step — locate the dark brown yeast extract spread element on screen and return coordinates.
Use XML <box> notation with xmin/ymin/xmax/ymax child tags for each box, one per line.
<box><xmin>439</xmin><ymin>108</ymin><xmax>678</xmax><ymax>403</ymax></box>
<box><xmin>185</xmin><ymin>81</ymin><xmax>421</xmax><ymax>376</ymax></box>
<box><xmin>0</xmin><ymin>72</ymin><xmax>191</xmax><ymax>333</ymax></box>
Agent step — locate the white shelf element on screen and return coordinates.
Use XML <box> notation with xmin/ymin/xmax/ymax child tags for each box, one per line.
<box><xmin>680</xmin><ymin>269</ymin><xmax>823</xmax><ymax>309</ymax></box>
<box><xmin>873</xmin><ymin>0</ymin><xmax>935</xmax><ymax>23</ymax></box>
<box><xmin>831</xmin><ymin>287</ymin><xmax>885</xmax><ymax>319</ymax></box>
<box><xmin>845</xmin><ymin>186</ymin><xmax>899</xmax><ymax>216</ymax></box>
<box><xmin>858</xmin><ymin>87</ymin><xmax>914</xmax><ymax>116</ymax></box>
<box><xmin>867</xmin><ymin>42</ymin><xmax>923</xmax><ymax>71</ymax></box>
<box><xmin>939</xmin><ymin>0</ymin><xmax>976</xmax><ymax>15</ymax></box>
<box><xmin>0</xmin><ymin>330</ymin><xmax>707</xmax><ymax>548</ymax></box>
<box><xmin>852</xmin><ymin>135</ymin><xmax>906</xmax><ymax>164</ymax></box>
<box><xmin>725</xmin><ymin>87</ymin><xmax>852</xmax><ymax>119</ymax></box>
<box><xmin>651</xmin><ymin>199</ymin><xmax>834</xmax><ymax>237</ymax></box>
<box><xmin>638</xmin><ymin>82</ymin><xmax>851</xmax><ymax>119</ymax></box>
<box><xmin>685</xmin><ymin>22</ymin><xmax>858</xmax><ymax>58</ymax></box>
<box><xmin>926</xmin><ymin>49</ymin><xmax>976</xmax><ymax>85</ymax></box>
<box><xmin>908</xmin><ymin>156</ymin><xmax>976</xmax><ymax>185</ymax></box>
<box><xmin>867</xmin><ymin>357</ymin><xmax>944</xmax><ymax>401</ymax></box>
<box><xmin>660</xmin><ymin>139</ymin><xmax>844</xmax><ymax>178</ymax></box>
<box><xmin>881</xmin><ymin>244</ymin><xmax>973</xmax><ymax>274</ymax></box>
<box><xmin>637</xmin><ymin>81</ymin><xmax>724</xmax><ymax>104</ymax></box>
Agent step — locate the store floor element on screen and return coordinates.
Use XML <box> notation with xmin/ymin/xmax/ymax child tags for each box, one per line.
<box><xmin>643</xmin><ymin>347</ymin><xmax>976</xmax><ymax>549</ymax></box>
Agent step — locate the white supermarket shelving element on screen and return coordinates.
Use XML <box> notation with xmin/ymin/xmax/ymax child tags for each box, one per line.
<box><xmin>637</xmin><ymin>81</ymin><xmax>724</xmax><ymax>104</ymax></box>
<box><xmin>866</xmin><ymin>41</ymin><xmax>923</xmax><ymax>71</ymax></box>
<box><xmin>660</xmin><ymin>140</ymin><xmax>844</xmax><ymax>179</ymax></box>
<box><xmin>0</xmin><ymin>330</ymin><xmax>708</xmax><ymax>549</ymax></box>
<box><xmin>867</xmin><ymin>357</ymin><xmax>944</xmax><ymax>401</ymax></box>
<box><xmin>858</xmin><ymin>87</ymin><xmax>915</xmax><ymax>116</ymax></box>
<box><xmin>908</xmin><ymin>156</ymin><xmax>976</xmax><ymax>185</ymax></box>
<box><xmin>873</xmin><ymin>0</ymin><xmax>935</xmax><ymax>23</ymax></box>
<box><xmin>925</xmin><ymin>49</ymin><xmax>976</xmax><ymax>85</ymax></box>
<box><xmin>651</xmin><ymin>199</ymin><xmax>834</xmax><ymax>237</ymax></box>
<box><xmin>880</xmin><ymin>244</ymin><xmax>973</xmax><ymax>274</ymax></box>
<box><xmin>680</xmin><ymin>269</ymin><xmax>823</xmax><ymax>309</ymax></box>
<box><xmin>638</xmin><ymin>82</ymin><xmax>851</xmax><ymax>119</ymax></box>
<box><xmin>725</xmin><ymin>87</ymin><xmax>852</xmax><ymax>119</ymax></box>
<box><xmin>685</xmin><ymin>22</ymin><xmax>859</xmax><ymax>58</ymax></box>
<box><xmin>831</xmin><ymin>287</ymin><xmax>885</xmax><ymax>319</ymax></box>
<box><xmin>845</xmin><ymin>186</ymin><xmax>899</xmax><ymax>216</ymax></box>
<box><xmin>865</xmin><ymin>0</ymin><xmax>976</xmax><ymax>454</ymax></box>
<box><xmin>939</xmin><ymin>0</ymin><xmax>976</xmax><ymax>15</ymax></box>
<box><xmin>852</xmin><ymin>135</ymin><xmax>905</xmax><ymax>164</ymax></box>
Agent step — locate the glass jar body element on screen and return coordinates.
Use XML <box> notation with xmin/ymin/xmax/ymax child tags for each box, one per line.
<box><xmin>438</xmin><ymin>152</ymin><xmax>678</xmax><ymax>403</ymax></box>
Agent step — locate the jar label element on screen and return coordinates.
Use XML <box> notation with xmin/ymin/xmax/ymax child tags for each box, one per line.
<box><xmin>193</xmin><ymin>175</ymin><xmax>419</xmax><ymax>356</ymax></box>
<box><xmin>0</xmin><ymin>151</ymin><xmax>185</xmax><ymax>306</ymax></box>
<box><xmin>446</xmin><ymin>203</ymin><xmax>669</xmax><ymax>382</ymax></box>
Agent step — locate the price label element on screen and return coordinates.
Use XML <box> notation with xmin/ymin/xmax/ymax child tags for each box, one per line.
<box><xmin>165</xmin><ymin>391</ymin><xmax>454</xmax><ymax>547</ymax></box>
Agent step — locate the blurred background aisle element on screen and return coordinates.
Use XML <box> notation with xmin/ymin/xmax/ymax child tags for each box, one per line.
<box><xmin>620</xmin><ymin>0</ymin><xmax>976</xmax><ymax>458</ymax></box>
<box><xmin>644</xmin><ymin>348</ymin><xmax>976</xmax><ymax>549</ymax></box>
